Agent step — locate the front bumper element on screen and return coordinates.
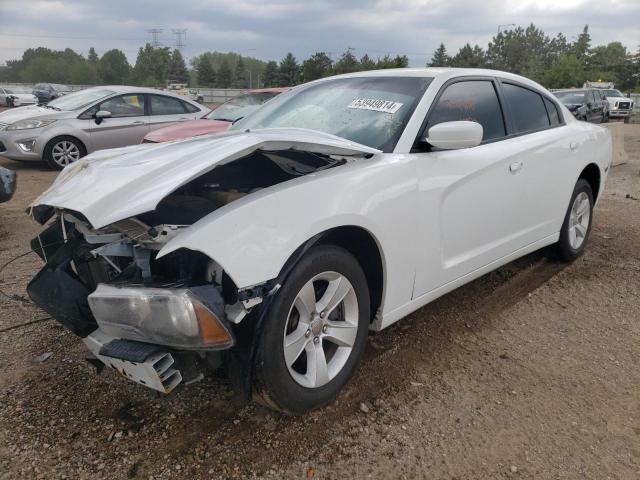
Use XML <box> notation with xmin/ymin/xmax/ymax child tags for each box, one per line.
<box><xmin>609</xmin><ymin>109</ymin><xmax>633</xmax><ymax>118</ymax></box>
<box><xmin>0</xmin><ymin>129</ymin><xmax>43</xmax><ymax>161</ymax></box>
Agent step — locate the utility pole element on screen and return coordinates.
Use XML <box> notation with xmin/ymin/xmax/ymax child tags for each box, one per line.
<box><xmin>172</xmin><ymin>29</ymin><xmax>187</xmax><ymax>51</ymax></box>
<box><xmin>147</xmin><ymin>28</ymin><xmax>163</xmax><ymax>47</ymax></box>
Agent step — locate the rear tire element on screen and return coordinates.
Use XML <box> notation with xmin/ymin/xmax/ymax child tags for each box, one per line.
<box><xmin>43</xmin><ymin>136</ymin><xmax>86</xmax><ymax>170</ymax></box>
<box><xmin>253</xmin><ymin>245</ymin><xmax>370</xmax><ymax>414</ymax></box>
<box><xmin>554</xmin><ymin>179</ymin><xmax>594</xmax><ymax>262</ymax></box>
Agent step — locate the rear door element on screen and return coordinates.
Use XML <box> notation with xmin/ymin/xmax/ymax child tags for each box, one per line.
<box><xmin>147</xmin><ymin>94</ymin><xmax>201</xmax><ymax>133</ymax></box>
<box><xmin>85</xmin><ymin>93</ymin><xmax>149</xmax><ymax>151</ymax></box>
<box><xmin>499</xmin><ymin>82</ymin><xmax>576</xmax><ymax>240</ymax></box>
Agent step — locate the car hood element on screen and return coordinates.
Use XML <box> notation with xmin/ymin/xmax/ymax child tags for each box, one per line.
<box><xmin>0</xmin><ymin>105</ymin><xmax>71</xmax><ymax>124</ymax></box>
<box><xmin>30</xmin><ymin>128</ymin><xmax>381</xmax><ymax>229</ymax></box>
<box><xmin>145</xmin><ymin>119</ymin><xmax>231</xmax><ymax>142</ymax></box>
<box><xmin>606</xmin><ymin>96</ymin><xmax>631</xmax><ymax>103</ymax></box>
<box><xmin>563</xmin><ymin>104</ymin><xmax>583</xmax><ymax>111</ymax></box>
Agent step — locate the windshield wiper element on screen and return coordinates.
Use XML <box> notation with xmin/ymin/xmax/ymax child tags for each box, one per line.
<box><xmin>212</xmin><ymin>117</ymin><xmax>237</xmax><ymax>122</ymax></box>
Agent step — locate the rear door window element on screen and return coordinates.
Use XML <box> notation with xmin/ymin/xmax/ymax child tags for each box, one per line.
<box><xmin>150</xmin><ymin>95</ymin><xmax>188</xmax><ymax>115</ymax></box>
<box><xmin>426</xmin><ymin>80</ymin><xmax>506</xmax><ymax>141</ymax></box>
<box><xmin>502</xmin><ymin>83</ymin><xmax>550</xmax><ymax>133</ymax></box>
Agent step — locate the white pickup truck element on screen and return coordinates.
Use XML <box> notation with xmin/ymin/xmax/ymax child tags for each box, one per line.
<box><xmin>584</xmin><ymin>81</ymin><xmax>634</xmax><ymax>123</ymax></box>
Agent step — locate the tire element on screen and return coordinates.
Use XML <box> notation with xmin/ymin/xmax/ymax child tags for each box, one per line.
<box><xmin>6</xmin><ymin>97</ymin><xmax>14</xmax><ymax>108</ymax></box>
<box><xmin>43</xmin><ymin>136</ymin><xmax>86</xmax><ymax>170</ymax></box>
<box><xmin>253</xmin><ymin>245</ymin><xmax>370</xmax><ymax>414</ymax></box>
<box><xmin>554</xmin><ymin>179</ymin><xmax>594</xmax><ymax>262</ymax></box>
<box><xmin>623</xmin><ymin>117</ymin><xmax>630</xmax><ymax>124</ymax></box>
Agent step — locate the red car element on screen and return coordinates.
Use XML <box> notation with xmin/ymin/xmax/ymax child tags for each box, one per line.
<box><xmin>142</xmin><ymin>88</ymin><xmax>289</xmax><ymax>143</ymax></box>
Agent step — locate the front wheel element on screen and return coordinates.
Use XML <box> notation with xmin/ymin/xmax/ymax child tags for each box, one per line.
<box><xmin>253</xmin><ymin>245</ymin><xmax>370</xmax><ymax>414</ymax></box>
<box><xmin>43</xmin><ymin>136</ymin><xmax>86</xmax><ymax>170</ymax></box>
<box><xmin>554</xmin><ymin>179</ymin><xmax>594</xmax><ymax>262</ymax></box>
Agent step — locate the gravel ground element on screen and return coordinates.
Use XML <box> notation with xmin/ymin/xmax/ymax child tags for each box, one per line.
<box><xmin>0</xmin><ymin>121</ymin><xmax>639</xmax><ymax>480</ymax></box>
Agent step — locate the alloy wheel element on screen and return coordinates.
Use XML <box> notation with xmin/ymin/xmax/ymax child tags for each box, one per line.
<box><xmin>51</xmin><ymin>140</ymin><xmax>81</xmax><ymax>167</ymax></box>
<box><xmin>282</xmin><ymin>271</ymin><xmax>359</xmax><ymax>388</ymax></box>
<box><xmin>568</xmin><ymin>191</ymin><xmax>590</xmax><ymax>250</ymax></box>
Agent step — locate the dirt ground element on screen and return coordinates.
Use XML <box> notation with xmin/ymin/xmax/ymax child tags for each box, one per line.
<box><xmin>0</xmin><ymin>122</ymin><xmax>639</xmax><ymax>480</ymax></box>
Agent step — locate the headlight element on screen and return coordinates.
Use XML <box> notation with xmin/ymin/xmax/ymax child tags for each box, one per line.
<box><xmin>88</xmin><ymin>284</ymin><xmax>234</xmax><ymax>350</ymax></box>
<box><xmin>7</xmin><ymin>119</ymin><xmax>56</xmax><ymax>131</ymax></box>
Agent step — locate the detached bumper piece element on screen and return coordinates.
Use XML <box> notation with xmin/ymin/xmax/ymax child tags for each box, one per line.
<box><xmin>84</xmin><ymin>330</ymin><xmax>182</xmax><ymax>393</ymax></box>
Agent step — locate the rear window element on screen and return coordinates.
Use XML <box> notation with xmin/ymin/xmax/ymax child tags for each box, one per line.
<box><xmin>503</xmin><ymin>83</ymin><xmax>549</xmax><ymax>133</ymax></box>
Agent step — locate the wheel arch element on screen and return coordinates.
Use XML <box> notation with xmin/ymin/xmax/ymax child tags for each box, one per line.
<box><xmin>269</xmin><ymin>225</ymin><xmax>386</xmax><ymax>324</ymax></box>
<box><xmin>578</xmin><ymin>163</ymin><xmax>601</xmax><ymax>202</ymax></box>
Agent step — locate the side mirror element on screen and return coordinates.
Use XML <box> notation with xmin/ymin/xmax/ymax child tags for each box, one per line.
<box><xmin>94</xmin><ymin>110</ymin><xmax>112</xmax><ymax>125</ymax></box>
<box><xmin>422</xmin><ymin>121</ymin><xmax>483</xmax><ymax>150</ymax></box>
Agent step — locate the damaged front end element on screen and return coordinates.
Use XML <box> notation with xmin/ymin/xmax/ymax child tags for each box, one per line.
<box><xmin>26</xmin><ymin>129</ymin><xmax>377</xmax><ymax>395</ymax></box>
<box><xmin>27</xmin><ymin>212</ymin><xmax>241</xmax><ymax>393</ymax></box>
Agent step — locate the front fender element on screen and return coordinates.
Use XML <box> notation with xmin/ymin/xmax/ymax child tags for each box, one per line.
<box><xmin>157</xmin><ymin>155</ymin><xmax>419</xmax><ymax>315</ymax></box>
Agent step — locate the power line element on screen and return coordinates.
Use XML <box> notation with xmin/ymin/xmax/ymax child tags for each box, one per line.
<box><xmin>0</xmin><ymin>33</ymin><xmax>146</xmax><ymax>41</ymax></box>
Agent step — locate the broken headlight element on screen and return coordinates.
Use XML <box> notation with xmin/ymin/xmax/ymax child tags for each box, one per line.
<box><xmin>88</xmin><ymin>284</ymin><xmax>234</xmax><ymax>350</ymax></box>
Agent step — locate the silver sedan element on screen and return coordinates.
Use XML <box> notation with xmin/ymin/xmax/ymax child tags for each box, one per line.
<box><xmin>0</xmin><ymin>86</ymin><xmax>210</xmax><ymax>169</ymax></box>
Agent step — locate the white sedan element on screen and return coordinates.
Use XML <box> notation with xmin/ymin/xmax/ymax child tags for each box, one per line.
<box><xmin>0</xmin><ymin>86</ymin><xmax>38</xmax><ymax>107</ymax></box>
<box><xmin>28</xmin><ymin>68</ymin><xmax>611</xmax><ymax>414</ymax></box>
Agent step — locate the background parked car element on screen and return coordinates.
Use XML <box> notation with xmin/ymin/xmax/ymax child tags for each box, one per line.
<box><xmin>0</xmin><ymin>166</ymin><xmax>16</xmax><ymax>203</ymax></box>
<box><xmin>32</xmin><ymin>83</ymin><xmax>72</xmax><ymax>104</ymax></box>
<box><xmin>0</xmin><ymin>86</ymin><xmax>210</xmax><ymax>169</ymax></box>
<box><xmin>600</xmin><ymin>88</ymin><xmax>635</xmax><ymax>123</ymax></box>
<box><xmin>553</xmin><ymin>88</ymin><xmax>608</xmax><ymax>123</ymax></box>
<box><xmin>143</xmin><ymin>88</ymin><xmax>288</xmax><ymax>143</ymax></box>
<box><xmin>0</xmin><ymin>87</ymin><xmax>38</xmax><ymax>108</ymax></box>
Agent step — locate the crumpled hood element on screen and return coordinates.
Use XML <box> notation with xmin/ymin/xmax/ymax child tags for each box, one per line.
<box><xmin>0</xmin><ymin>105</ymin><xmax>68</xmax><ymax>124</ymax></box>
<box><xmin>31</xmin><ymin>128</ymin><xmax>381</xmax><ymax>229</ymax></box>
<box><xmin>144</xmin><ymin>119</ymin><xmax>231</xmax><ymax>142</ymax></box>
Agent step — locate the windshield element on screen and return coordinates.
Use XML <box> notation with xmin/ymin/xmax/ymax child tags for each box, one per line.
<box><xmin>47</xmin><ymin>89</ymin><xmax>114</xmax><ymax>111</ymax></box>
<box><xmin>555</xmin><ymin>91</ymin><xmax>586</xmax><ymax>105</ymax></box>
<box><xmin>232</xmin><ymin>77</ymin><xmax>431</xmax><ymax>152</ymax></box>
<box><xmin>602</xmin><ymin>89</ymin><xmax>624</xmax><ymax>98</ymax></box>
<box><xmin>208</xmin><ymin>92</ymin><xmax>281</xmax><ymax>122</ymax></box>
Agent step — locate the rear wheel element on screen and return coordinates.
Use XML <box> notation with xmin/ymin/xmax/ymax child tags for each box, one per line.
<box><xmin>44</xmin><ymin>136</ymin><xmax>85</xmax><ymax>170</ymax></box>
<box><xmin>554</xmin><ymin>179</ymin><xmax>594</xmax><ymax>262</ymax></box>
<box><xmin>253</xmin><ymin>245</ymin><xmax>370</xmax><ymax>414</ymax></box>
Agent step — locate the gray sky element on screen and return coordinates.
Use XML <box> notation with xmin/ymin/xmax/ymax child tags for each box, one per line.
<box><xmin>0</xmin><ymin>0</ymin><xmax>638</xmax><ymax>66</ymax></box>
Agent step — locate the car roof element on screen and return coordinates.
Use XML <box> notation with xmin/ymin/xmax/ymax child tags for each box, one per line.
<box><xmin>554</xmin><ymin>89</ymin><xmax>587</xmax><ymax>93</ymax></box>
<box><xmin>310</xmin><ymin>67</ymin><xmax>550</xmax><ymax>93</ymax></box>
<box><xmin>83</xmin><ymin>85</ymin><xmax>203</xmax><ymax>102</ymax></box>
<box><xmin>247</xmin><ymin>87</ymin><xmax>290</xmax><ymax>94</ymax></box>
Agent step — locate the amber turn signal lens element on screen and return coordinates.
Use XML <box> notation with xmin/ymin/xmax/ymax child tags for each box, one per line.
<box><xmin>193</xmin><ymin>301</ymin><xmax>233</xmax><ymax>347</ymax></box>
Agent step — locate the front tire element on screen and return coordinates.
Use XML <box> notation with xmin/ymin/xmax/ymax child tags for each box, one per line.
<box><xmin>43</xmin><ymin>136</ymin><xmax>86</xmax><ymax>170</ymax></box>
<box><xmin>253</xmin><ymin>245</ymin><xmax>370</xmax><ymax>414</ymax></box>
<box><xmin>555</xmin><ymin>179</ymin><xmax>594</xmax><ymax>262</ymax></box>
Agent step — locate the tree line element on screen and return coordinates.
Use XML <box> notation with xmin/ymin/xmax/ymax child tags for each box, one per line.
<box><xmin>427</xmin><ymin>24</ymin><xmax>639</xmax><ymax>91</ymax></box>
<box><xmin>0</xmin><ymin>23</ymin><xmax>637</xmax><ymax>91</ymax></box>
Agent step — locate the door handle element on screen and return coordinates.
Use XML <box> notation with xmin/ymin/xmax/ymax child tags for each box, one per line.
<box><xmin>509</xmin><ymin>161</ymin><xmax>523</xmax><ymax>174</ymax></box>
<box><xmin>569</xmin><ymin>142</ymin><xmax>578</xmax><ymax>152</ymax></box>
<box><xmin>132</xmin><ymin>121</ymin><xmax>145</xmax><ymax>125</ymax></box>
<box><xmin>178</xmin><ymin>117</ymin><xmax>189</xmax><ymax>121</ymax></box>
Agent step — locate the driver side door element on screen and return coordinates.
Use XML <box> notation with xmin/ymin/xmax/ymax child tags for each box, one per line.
<box><xmin>85</xmin><ymin>93</ymin><xmax>149</xmax><ymax>151</ymax></box>
<box><xmin>412</xmin><ymin>78</ymin><xmax>531</xmax><ymax>297</ymax></box>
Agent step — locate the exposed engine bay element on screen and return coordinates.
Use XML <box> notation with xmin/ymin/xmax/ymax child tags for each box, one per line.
<box><xmin>26</xmin><ymin>149</ymin><xmax>347</xmax><ymax>394</ymax></box>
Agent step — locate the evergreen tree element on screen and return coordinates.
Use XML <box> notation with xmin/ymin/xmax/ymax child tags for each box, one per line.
<box><xmin>334</xmin><ymin>49</ymin><xmax>360</xmax><ymax>74</ymax></box>
<box><xmin>262</xmin><ymin>61</ymin><xmax>279</xmax><ymax>87</ymax></box>
<box><xmin>302</xmin><ymin>52</ymin><xmax>333</xmax><ymax>81</ymax></box>
<box><xmin>572</xmin><ymin>25</ymin><xmax>591</xmax><ymax>59</ymax></box>
<box><xmin>450</xmin><ymin>43</ymin><xmax>486</xmax><ymax>68</ymax></box>
<box><xmin>217</xmin><ymin>60</ymin><xmax>232</xmax><ymax>88</ymax></box>
<box><xmin>279</xmin><ymin>52</ymin><xmax>300</xmax><ymax>86</ymax></box>
<box><xmin>359</xmin><ymin>54</ymin><xmax>376</xmax><ymax>71</ymax></box>
<box><xmin>197</xmin><ymin>57</ymin><xmax>216</xmax><ymax>87</ymax></box>
<box><xmin>428</xmin><ymin>44</ymin><xmax>450</xmax><ymax>67</ymax></box>
<box><xmin>88</xmin><ymin>47</ymin><xmax>99</xmax><ymax>64</ymax></box>
<box><xmin>234</xmin><ymin>56</ymin><xmax>247</xmax><ymax>88</ymax></box>
<box><xmin>168</xmin><ymin>49</ymin><xmax>189</xmax><ymax>84</ymax></box>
